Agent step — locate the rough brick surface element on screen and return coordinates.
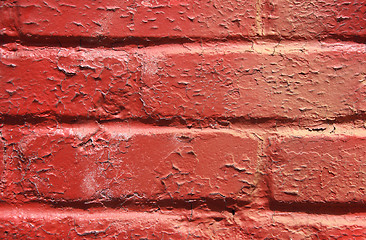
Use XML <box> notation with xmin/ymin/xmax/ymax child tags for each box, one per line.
<box><xmin>268</xmin><ymin>133</ymin><xmax>366</xmax><ymax>203</ymax></box>
<box><xmin>0</xmin><ymin>139</ymin><xmax>3</xmax><ymax>181</ymax></box>
<box><xmin>0</xmin><ymin>124</ymin><xmax>258</xmax><ymax>203</ymax></box>
<box><xmin>262</xmin><ymin>0</ymin><xmax>366</xmax><ymax>39</ymax></box>
<box><xmin>0</xmin><ymin>47</ymin><xmax>144</xmax><ymax>119</ymax></box>
<box><xmin>1</xmin><ymin>42</ymin><xmax>365</xmax><ymax>121</ymax></box>
<box><xmin>2</xmin><ymin>0</ymin><xmax>365</xmax><ymax>41</ymax></box>
<box><xmin>1</xmin><ymin>0</ymin><xmax>365</xmax><ymax>237</ymax></box>
<box><xmin>139</xmin><ymin>43</ymin><xmax>366</xmax><ymax>121</ymax></box>
<box><xmin>0</xmin><ymin>0</ymin><xmax>257</xmax><ymax>39</ymax></box>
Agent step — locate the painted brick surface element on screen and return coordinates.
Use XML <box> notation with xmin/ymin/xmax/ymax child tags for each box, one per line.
<box><xmin>0</xmin><ymin>47</ymin><xmax>143</xmax><ymax>119</ymax></box>
<box><xmin>2</xmin><ymin>0</ymin><xmax>365</xmax><ymax>40</ymax></box>
<box><xmin>268</xmin><ymin>133</ymin><xmax>366</xmax><ymax>203</ymax></box>
<box><xmin>1</xmin><ymin>42</ymin><xmax>365</xmax><ymax>121</ymax></box>
<box><xmin>1</xmin><ymin>0</ymin><xmax>365</xmax><ymax>238</ymax></box>
<box><xmin>0</xmin><ymin>0</ymin><xmax>257</xmax><ymax>39</ymax></box>
<box><xmin>0</xmin><ymin>125</ymin><xmax>258</xmax><ymax>203</ymax></box>
<box><xmin>262</xmin><ymin>0</ymin><xmax>366</xmax><ymax>39</ymax></box>
<box><xmin>0</xmin><ymin>139</ymin><xmax>3</xmax><ymax>181</ymax></box>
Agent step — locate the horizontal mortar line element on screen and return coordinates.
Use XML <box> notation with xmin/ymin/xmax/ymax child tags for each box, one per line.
<box><xmin>0</xmin><ymin>114</ymin><xmax>358</xmax><ymax>127</ymax></box>
<box><xmin>1</xmin><ymin>113</ymin><xmax>366</xmax><ymax>125</ymax></box>
<box><xmin>1</xmin><ymin>40</ymin><xmax>365</xmax><ymax>58</ymax></box>
<box><xmin>0</xmin><ymin>114</ymin><xmax>297</xmax><ymax>127</ymax></box>
<box><xmin>0</xmin><ymin>203</ymin><xmax>365</xmax><ymax>221</ymax></box>
<box><xmin>1</xmin><ymin>34</ymin><xmax>366</xmax><ymax>49</ymax></box>
<box><xmin>0</xmin><ymin>198</ymin><xmax>247</xmax><ymax>213</ymax></box>
<box><xmin>269</xmin><ymin>200</ymin><xmax>366</xmax><ymax>215</ymax></box>
<box><xmin>2</xmin><ymin>115</ymin><xmax>366</xmax><ymax>137</ymax></box>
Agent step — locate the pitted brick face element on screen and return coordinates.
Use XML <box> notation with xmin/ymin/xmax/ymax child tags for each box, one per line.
<box><xmin>0</xmin><ymin>125</ymin><xmax>258</xmax><ymax>202</ymax></box>
<box><xmin>0</xmin><ymin>0</ymin><xmax>366</xmax><ymax>238</ymax></box>
<box><xmin>267</xmin><ymin>134</ymin><xmax>366</xmax><ymax>203</ymax></box>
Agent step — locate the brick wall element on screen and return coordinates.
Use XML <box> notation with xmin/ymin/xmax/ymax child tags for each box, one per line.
<box><xmin>0</xmin><ymin>0</ymin><xmax>365</xmax><ymax>239</ymax></box>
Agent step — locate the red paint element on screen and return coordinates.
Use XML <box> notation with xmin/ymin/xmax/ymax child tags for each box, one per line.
<box><xmin>0</xmin><ymin>0</ymin><xmax>256</xmax><ymax>39</ymax></box>
<box><xmin>1</xmin><ymin>43</ymin><xmax>365</xmax><ymax>121</ymax></box>
<box><xmin>1</xmin><ymin>124</ymin><xmax>258</xmax><ymax>203</ymax></box>
<box><xmin>0</xmin><ymin>0</ymin><xmax>365</xmax><ymax>238</ymax></box>
<box><xmin>262</xmin><ymin>0</ymin><xmax>366</xmax><ymax>39</ymax></box>
<box><xmin>268</xmin><ymin>134</ymin><xmax>366</xmax><ymax>203</ymax></box>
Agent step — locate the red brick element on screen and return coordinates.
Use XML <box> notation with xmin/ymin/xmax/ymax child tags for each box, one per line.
<box><xmin>237</xmin><ymin>210</ymin><xmax>366</xmax><ymax>240</ymax></box>
<box><xmin>262</xmin><ymin>0</ymin><xmax>366</xmax><ymax>39</ymax></box>
<box><xmin>0</xmin><ymin>2</ymin><xmax>18</xmax><ymax>37</ymax></box>
<box><xmin>3</xmin><ymin>0</ymin><xmax>365</xmax><ymax>41</ymax></box>
<box><xmin>0</xmin><ymin>124</ymin><xmax>258</xmax><ymax>202</ymax></box>
<box><xmin>0</xmin><ymin>140</ymin><xmax>3</xmax><ymax>181</ymax></box>
<box><xmin>0</xmin><ymin>0</ymin><xmax>257</xmax><ymax>39</ymax></box>
<box><xmin>0</xmin><ymin>47</ymin><xmax>144</xmax><ymax>119</ymax></box>
<box><xmin>0</xmin><ymin>207</ymin><xmax>364</xmax><ymax>239</ymax></box>
<box><xmin>1</xmin><ymin>0</ymin><xmax>365</xmax><ymax>236</ymax></box>
<box><xmin>1</xmin><ymin>42</ymin><xmax>365</xmax><ymax>121</ymax></box>
<box><xmin>267</xmin><ymin>132</ymin><xmax>366</xmax><ymax>203</ymax></box>
<box><xmin>139</xmin><ymin>42</ymin><xmax>366</xmax><ymax>121</ymax></box>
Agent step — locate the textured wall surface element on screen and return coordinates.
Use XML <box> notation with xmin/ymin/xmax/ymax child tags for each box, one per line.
<box><xmin>0</xmin><ymin>0</ymin><xmax>365</xmax><ymax>239</ymax></box>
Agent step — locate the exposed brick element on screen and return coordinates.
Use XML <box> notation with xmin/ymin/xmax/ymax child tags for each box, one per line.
<box><xmin>0</xmin><ymin>47</ymin><xmax>144</xmax><ymax>119</ymax></box>
<box><xmin>2</xmin><ymin>0</ymin><xmax>365</xmax><ymax>41</ymax></box>
<box><xmin>0</xmin><ymin>124</ymin><xmax>258</xmax><ymax>203</ymax></box>
<box><xmin>139</xmin><ymin>42</ymin><xmax>366</xmax><ymax>121</ymax></box>
<box><xmin>1</xmin><ymin>42</ymin><xmax>365</xmax><ymax>121</ymax></box>
<box><xmin>1</xmin><ymin>0</ymin><xmax>366</xmax><ymax>235</ymax></box>
<box><xmin>262</xmin><ymin>0</ymin><xmax>366</xmax><ymax>39</ymax></box>
<box><xmin>0</xmin><ymin>139</ymin><xmax>3</xmax><ymax>182</ymax></box>
<box><xmin>0</xmin><ymin>2</ymin><xmax>18</xmax><ymax>37</ymax></box>
<box><xmin>0</xmin><ymin>207</ymin><xmax>365</xmax><ymax>239</ymax></box>
<box><xmin>0</xmin><ymin>0</ymin><xmax>257</xmax><ymax>40</ymax></box>
<box><xmin>267</xmin><ymin>132</ymin><xmax>366</xmax><ymax>203</ymax></box>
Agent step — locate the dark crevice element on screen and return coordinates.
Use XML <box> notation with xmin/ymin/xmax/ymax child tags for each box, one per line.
<box><xmin>324</xmin><ymin>112</ymin><xmax>366</xmax><ymax>124</ymax></box>
<box><xmin>4</xmin><ymin>112</ymin><xmax>366</xmax><ymax>127</ymax></box>
<box><xmin>1</xmin><ymin>35</ymin><xmax>247</xmax><ymax>49</ymax></box>
<box><xmin>1</xmin><ymin>34</ymin><xmax>365</xmax><ymax>49</ymax></box>
<box><xmin>269</xmin><ymin>200</ymin><xmax>366</xmax><ymax>215</ymax></box>
<box><xmin>1</xmin><ymin>113</ymin><xmax>366</xmax><ymax>128</ymax></box>
<box><xmin>19</xmin><ymin>197</ymin><xmax>250</xmax><ymax>213</ymax></box>
<box><xmin>305</xmin><ymin>126</ymin><xmax>327</xmax><ymax>132</ymax></box>
<box><xmin>322</xmin><ymin>34</ymin><xmax>366</xmax><ymax>44</ymax></box>
<box><xmin>0</xmin><ymin>113</ymin><xmax>297</xmax><ymax>128</ymax></box>
<box><xmin>0</xmin><ymin>114</ymin><xmax>53</xmax><ymax>126</ymax></box>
